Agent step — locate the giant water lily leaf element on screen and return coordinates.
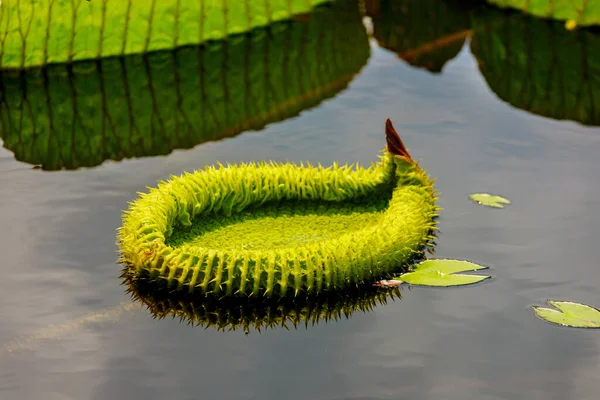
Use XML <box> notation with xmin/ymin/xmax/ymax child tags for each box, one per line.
<box><xmin>0</xmin><ymin>1</ymin><xmax>368</xmax><ymax>170</ymax></box>
<box><xmin>469</xmin><ymin>193</ymin><xmax>511</xmax><ymax>208</ymax></box>
<box><xmin>484</xmin><ymin>0</ymin><xmax>600</xmax><ymax>27</ymax></box>
<box><xmin>471</xmin><ymin>7</ymin><xmax>600</xmax><ymax>126</ymax></box>
<box><xmin>396</xmin><ymin>259</ymin><xmax>490</xmax><ymax>287</ymax></box>
<box><xmin>0</xmin><ymin>0</ymin><xmax>332</xmax><ymax>69</ymax></box>
<box><xmin>365</xmin><ymin>0</ymin><xmax>473</xmax><ymax>73</ymax></box>
<box><xmin>532</xmin><ymin>301</ymin><xmax>600</xmax><ymax>328</ymax></box>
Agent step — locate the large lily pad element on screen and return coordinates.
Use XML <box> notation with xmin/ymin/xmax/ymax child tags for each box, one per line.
<box><xmin>532</xmin><ymin>301</ymin><xmax>600</xmax><ymax>328</ymax></box>
<box><xmin>0</xmin><ymin>0</ymin><xmax>333</xmax><ymax>69</ymax></box>
<box><xmin>396</xmin><ymin>259</ymin><xmax>491</xmax><ymax>287</ymax></box>
<box><xmin>484</xmin><ymin>0</ymin><xmax>600</xmax><ymax>27</ymax></box>
<box><xmin>471</xmin><ymin>6</ymin><xmax>600</xmax><ymax>126</ymax></box>
<box><xmin>365</xmin><ymin>0</ymin><xmax>474</xmax><ymax>73</ymax></box>
<box><xmin>0</xmin><ymin>1</ymin><xmax>368</xmax><ymax>170</ymax></box>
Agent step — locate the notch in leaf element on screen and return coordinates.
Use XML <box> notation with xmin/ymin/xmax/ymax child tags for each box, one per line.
<box><xmin>532</xmin><ymin>301</ymin><xmax>600</xmax><ymax>328</ymax></box>
<box><xmin>395</xmin><ymin>259</ymin><xmax>490</xmax><ymax>287</ymax></box>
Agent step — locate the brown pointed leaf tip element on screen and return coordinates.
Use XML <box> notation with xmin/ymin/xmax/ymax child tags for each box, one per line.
<box><xmin>385</xmin><ymin>118</ymin><xmax>413</xmax><ymax>162</ymax></box>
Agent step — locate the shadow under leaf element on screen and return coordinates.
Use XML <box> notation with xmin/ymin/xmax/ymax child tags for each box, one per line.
<box><xmin>123</xmin><ymin>270</ymin><xmax>403</xmax><ymax>333</ymax></box>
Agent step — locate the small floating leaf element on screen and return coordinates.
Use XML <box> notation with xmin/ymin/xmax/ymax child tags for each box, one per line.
<box><xmin>396</xmin><ymin>259</ymin><xmax>490</xmax><ymax>287</ymax></box>
<box><xmin>532</xmin><ymin>301</ymin><xmax>600</xmax><ymax>328</ymax></box>
<box><xmin>469</xmin><ymin>193</ymin><xmax>511</xmax><ymax>208</ymax></box>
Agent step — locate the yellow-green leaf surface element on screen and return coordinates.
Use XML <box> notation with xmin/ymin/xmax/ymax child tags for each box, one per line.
<box><xmin>365</xmin><ymin>0</ymin><xmax>472</xmax><ymax>73</ymax></box>
<box><xmin>532</xmin><ymin>301</ymin><xmax>600</xmax><ymax>328</ymax></box>
<box><xmin>397</xmin><ymin>259</ymin><xmax>490</xmax><ymax>287</ymax></box>
<box><xmin>0</xmin><ymin>0</ymin><xmax>332</xmax><ymax>70</ymax></box>
<box><xmin>485</xmin><ymin>0</ymin><xmax>600</xmax><ymax>27</ymax></box>
<box><xmin>0</xmin><ymin>0</ymin><xmax>369</xmax><ymax>170</ymax></box>
<box><xmin>117</xmin><ymin>119</ymin><xmax>439</xmax><ymax>297</ymax></box>
<box><xmin>469</xmin><ymin>193</ymin><xmax>511</xmax><ymax>208</ymax></box>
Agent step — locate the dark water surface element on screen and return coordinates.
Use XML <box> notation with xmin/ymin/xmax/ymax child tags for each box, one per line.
<box><xmin>1</xmin><ymin>1</ymin><xmax>599</xmax><ymax>399</ymax></box>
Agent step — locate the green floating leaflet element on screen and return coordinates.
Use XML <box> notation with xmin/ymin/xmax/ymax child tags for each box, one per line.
<box><xmin>469</xmin><ymin>193</ymin><xmax>511</xmax><ymax>208</ymax></box>
<box><xmin>396</xmin><ymin>259</ymin><xmax>490</xmax><ymax>287</ymax></box>
<box><xmin>118</xmin><ymin>119</ymin><xmax>440</xmax><ymax>298</ymax></box>
<box><xmin>471</xmin><ymin>7</ymin><xmax>600</xmax><ymax>126</ymax></box>
<box><xmin>532</xmin><ymin>300</ymin><xmax>600</xmax><ymax>328</ymax></box>
<box><xmin>0</xmin><ymin>0</ymin><xmax>333</xmax><ymax>69</ymax></box>
<box><xmin>484</xmin><ymin>0</ymin><xmax>600</xmax><ymax>27</ymax></box>
<box><xmin>365</xmin><ymin>0</ymin><xmax>473</xmax><ymax>73</ymax></box>
<box><xmin>0</xmin><ymin>1</ymin><xmax>369</xmax><ymax>170</ymax></box>
<box><xmin>126</xmin><ymin>273</ymin><xmax>404</xmax><ymax>332</ymax></box>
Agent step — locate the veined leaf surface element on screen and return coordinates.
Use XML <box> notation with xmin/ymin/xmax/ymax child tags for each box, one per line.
<box><xmin>0</xmin><ymin>0</ymin><xmax>332</xmax><ymax>69</ymax></box>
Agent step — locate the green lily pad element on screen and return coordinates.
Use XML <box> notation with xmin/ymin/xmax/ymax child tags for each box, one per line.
<box><xmin>396</xmin><ymin>259</ymin><xmax>490</xmax><ymax>287</ymax></box>
<box><xmin>532</xmin><ymin>301</ymin><xmax>600</xmax><ymax>328</ymax></box>
<box><xmin>469</xmin><ymin>193</ymin><xmax>511</xmax><ymax>208</ymax></box>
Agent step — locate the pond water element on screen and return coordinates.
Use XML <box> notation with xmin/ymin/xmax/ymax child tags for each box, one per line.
<box><xmin>1</xmin><ymin>1</ymin><xmax>599</xmax><ymax>399</ymax></box>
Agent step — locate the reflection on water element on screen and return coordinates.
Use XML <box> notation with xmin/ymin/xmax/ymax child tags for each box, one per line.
<box><xmin>0</xmin><ymin>0</ymin><xmax>597</xmax><ymax>173</ymax></box>
<box><xmin>366</xmin><ymin>0</ymin><xmax>474</xmax><ymax>73</ymax></box>
<box><xmin>1</xmin><ymin>1</ymin><xmax>600</xmax><ymax>399</ymax></box>
<box><xmin>1</xmin><ymin>302</ymin><xmax>141</xmax><ymax>355</ymax></box>
<box><xmin>0</xmin><ymin>0</ymin><xmax>368</xmax><ymax>170</ymax></box>
<box><xmin>126</xmin><ymin>272</ymin><xmax>402</xmax><ymax>333</ymax></box>
<box><xmin>470</xmin><ymin>6</ymin><xmax>600</xmax><ymax>126</ymax></box>
<box><xmin>365</xmin><ymin>0</ymin><xmax>599</xmax><ymax>126</ymax></box>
